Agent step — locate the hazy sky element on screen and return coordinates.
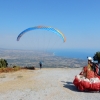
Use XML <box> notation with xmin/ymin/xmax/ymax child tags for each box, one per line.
<box><xmin>0</xmin><ymin>0</ymin><xmax>100</xmax><ymax>51</ymax></box>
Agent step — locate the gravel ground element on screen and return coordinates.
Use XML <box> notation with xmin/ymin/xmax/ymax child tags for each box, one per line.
<box><xmin>0</xmin><ymin>68</ymin><xmax>100</xmax><ymax>100</ymax></box>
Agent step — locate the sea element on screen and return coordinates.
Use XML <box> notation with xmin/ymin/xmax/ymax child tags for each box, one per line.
<box><xmin>49</xmin><ymin>49</ymin><xmax>98</xmax><ymax>60</ymax></box>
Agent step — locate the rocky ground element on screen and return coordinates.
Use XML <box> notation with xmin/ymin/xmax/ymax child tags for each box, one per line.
<box><xmin>0</xmin><ymin>68</ymin><xmax>100</xmax><ymax>100</ymax></box>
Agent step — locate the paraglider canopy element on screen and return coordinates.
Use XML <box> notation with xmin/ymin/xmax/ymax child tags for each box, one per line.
<box><xmin>17</xmin><ymin>26</ymin><xmax>66</xmax><ymax>42</ymax></box>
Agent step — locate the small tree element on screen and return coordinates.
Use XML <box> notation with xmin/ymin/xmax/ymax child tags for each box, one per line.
<box><xmin>0</xmin><ymin>59</ymin><xmax>8</xmax><ymax>68</ymax></box>
<box><xmin>4</xmin><ymin>59</ymin><xmax>8</xmax><ymax>67</ymax></box>
<box><xmin>93</xmin><ymin>52</ymin><xmax>100</xmax><ymax>63</ymax></box>
<box><xmin>0</xmin><ymin>63</ymin><xmax>2</xmax><ymax>68</ymax></box>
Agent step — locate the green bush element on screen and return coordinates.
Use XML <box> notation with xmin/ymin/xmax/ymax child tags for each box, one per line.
<box><xmin>93</xmin><ymin>51</ymin><xmax>100</xmax><ymax>63</ymax></box>
<box><xmin>0</xmin><ymin>59</ymin><xmax>8</xmax><ymax>68</ymax></box>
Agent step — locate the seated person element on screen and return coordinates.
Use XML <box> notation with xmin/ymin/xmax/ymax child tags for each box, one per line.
<box><xmin>80</xmin><ymin>57</ymin><xmax>96</xmax><ymax>79</ymax></box>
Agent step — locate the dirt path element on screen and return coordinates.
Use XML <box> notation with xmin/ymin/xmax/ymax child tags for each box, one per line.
<box><xmin>0</xmin><ymin>68</ymin><xmax>100</xmax><ymax>100</ymax></box>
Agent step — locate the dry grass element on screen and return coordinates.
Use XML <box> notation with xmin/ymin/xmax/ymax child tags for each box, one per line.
<box><xmin>0</xmin><ymin>67</ymin><xmax>21</xmax><ymax>73</ymax></box>
<box><xmin>0</xmin><ymin>68</ymin><xmax>38</xmax><ymax>93</ymax></box>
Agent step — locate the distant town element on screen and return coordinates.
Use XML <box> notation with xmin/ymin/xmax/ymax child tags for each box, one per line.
<box><xmin>0</xmin><ymin>48</ymin><xmax>87</xmax><ymax>68</ymax></box>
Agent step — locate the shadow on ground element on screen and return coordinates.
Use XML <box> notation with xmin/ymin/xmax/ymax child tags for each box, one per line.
<box><xmin>61</xmin><ymin>81</ymin><xmax>79</xmax><ymax>92</ymax></box>
<box><xmin>62</xmin><ymin>81</ymin><xmax>100</xmax><ymax>93</ymax></box>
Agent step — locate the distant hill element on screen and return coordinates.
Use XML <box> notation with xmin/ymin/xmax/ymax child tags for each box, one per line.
<box><xmin>0</xmin><ymin>48</ymin><xmax>87</xmax><ymax>68</ymax></box>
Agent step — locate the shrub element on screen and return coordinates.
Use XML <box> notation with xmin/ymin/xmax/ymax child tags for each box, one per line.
<box><xmin>93</xmin><ymin>52</ymin><xmax>100</xmax><ymax>63</ymax></box>
<box><xmin>0</xmin><ymin>59</ymin><xmax>8</xmax><ymax>68</ymax></box>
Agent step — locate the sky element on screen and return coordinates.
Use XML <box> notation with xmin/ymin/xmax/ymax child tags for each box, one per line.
<box><xmin>0</xmin><ymin>0</ymin><xmax>100</xmax><ymax>53</ymax></box>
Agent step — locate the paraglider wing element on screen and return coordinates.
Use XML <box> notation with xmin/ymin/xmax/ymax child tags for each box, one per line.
<box><xmin>17</xmin><ymin>26</ymin><xmax>66</xmax><ymax>42</ymax></box>
<box><xmin>73</xmin><ymin>75</ymin><xmax>100</xmax><ymax>92</ymax></box>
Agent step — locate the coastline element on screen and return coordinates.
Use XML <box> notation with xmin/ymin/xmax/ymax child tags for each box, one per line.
<box><xmin>0</xmin><ymin>49</ymin><xmax>87</xmax><ymax>68</ymax></box>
